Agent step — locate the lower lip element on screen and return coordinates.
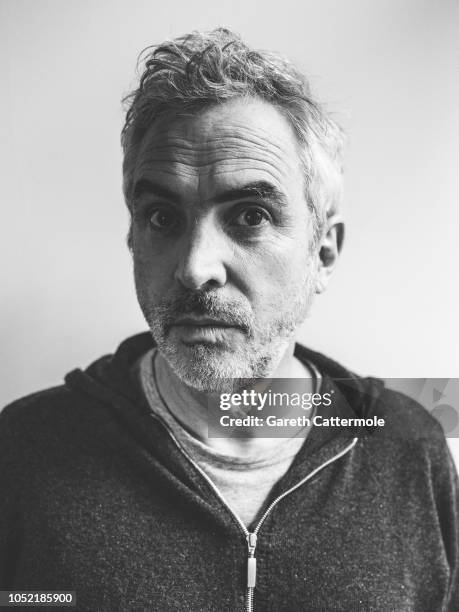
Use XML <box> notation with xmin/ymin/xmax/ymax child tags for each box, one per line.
<box><xmin>172</xmin><ymin>324</ymin><xmax>240</xmax><ymax>344</ymax></box>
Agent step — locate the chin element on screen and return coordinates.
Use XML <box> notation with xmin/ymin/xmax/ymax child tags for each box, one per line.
<box><xmin>157</xmin><ymin>337</ymin><xmax>287</xmax><ymax>394</ymax></box>
<box><xmin>159</xmin><ymin>342</ymin><xmax>245</xmax><ymax>392</ymax></box>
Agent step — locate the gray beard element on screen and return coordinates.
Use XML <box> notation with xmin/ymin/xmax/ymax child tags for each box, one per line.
<box><xmin>152</xmin><ymin>332</ymin><xmax>290</xmax><ymax>393</ymax></box>
<box><xmin>137</xmin><ymin>275</ymin><xmax>316</xmax><ymax>393</ymax></box>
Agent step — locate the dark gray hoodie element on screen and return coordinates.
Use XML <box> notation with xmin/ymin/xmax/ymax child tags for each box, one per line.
<box><xmin>1</xmin><ymin>333</ymin><xmax>458</xmax><ymax>611</ymax></box>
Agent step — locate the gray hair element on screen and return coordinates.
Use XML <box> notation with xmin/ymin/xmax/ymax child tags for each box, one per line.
<box><xmin>121</xmin><ymin>28</ymin><xmax>345</xmax><ymax>245</ymax></box>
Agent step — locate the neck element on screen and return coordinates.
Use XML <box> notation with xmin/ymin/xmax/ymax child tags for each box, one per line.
<box><xmin>154</xmin><ymin>340</ymin><xmax>315</xmax><ymax>457</ymax></box>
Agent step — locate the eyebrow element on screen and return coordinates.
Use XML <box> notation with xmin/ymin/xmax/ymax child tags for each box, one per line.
<box><xmin>132</xmin><ymin>179</ymin><xmax>181</xmax><ymax>203</ymax></box>
<box><xmin>132</xmin><ymin>178</ymin><xmax>288</xmax><ymax>208</ymax></box>
<box><xmin>214</xmin><ymin>181</ymin><xmax>288</xmax><ymax>207</ymax></box>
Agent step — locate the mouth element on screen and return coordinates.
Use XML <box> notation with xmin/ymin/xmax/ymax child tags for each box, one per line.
<box><xmin>170</xmin><ymin>316</ymin><xmax>242</xmax><ymax>345</ymax></box>
<box><xmin>173</xmin><ymin>316</ymin><xmax>234</xmax><ymax>328</ymax></box>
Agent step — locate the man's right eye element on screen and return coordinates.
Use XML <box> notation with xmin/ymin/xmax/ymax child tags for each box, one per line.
<box><xmin>149</xmin><ymin>209</ymin><xmax>179</xmax><ymax>231</ymax></box>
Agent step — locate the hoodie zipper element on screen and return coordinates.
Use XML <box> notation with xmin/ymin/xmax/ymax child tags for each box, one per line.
<box><xmin>243</xmin><ymin>436</ymin><xmax>358</xmax><ymax>612</ymax></box>
<box><xmin>148</xmin><ymin>412</ymin><xmax>357</xmax><ymax>612</ymax></box>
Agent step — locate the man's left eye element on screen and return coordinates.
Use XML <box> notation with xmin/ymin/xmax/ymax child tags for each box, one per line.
<box><xmin>233</xmin><ymin>208</ymin><xmax>270</xmax><ymax>227</ymax></box>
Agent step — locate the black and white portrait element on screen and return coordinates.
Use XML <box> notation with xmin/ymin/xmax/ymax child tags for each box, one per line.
<box><xmin>1</xmin><ymin>1</ymin><xmax>458</xmax><ymax>610</ymax></box>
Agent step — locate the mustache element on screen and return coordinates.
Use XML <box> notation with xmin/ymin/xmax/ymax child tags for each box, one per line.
<box><xmin>154</xmin><ymin>290</ymin><xmax>254</xmax><ymax>334</ymax></box>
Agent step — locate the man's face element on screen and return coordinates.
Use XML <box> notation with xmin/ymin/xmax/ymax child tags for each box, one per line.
<box><xmin>130</xmin><ymin>98</ymin><xmax>320</xmax><ymax>391</ymax></box>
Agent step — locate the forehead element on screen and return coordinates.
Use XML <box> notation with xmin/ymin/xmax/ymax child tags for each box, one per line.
<box><xmin>132</xmin><ymin>98</ymin><xmax>304</xmax><ymax>201</ymax></box>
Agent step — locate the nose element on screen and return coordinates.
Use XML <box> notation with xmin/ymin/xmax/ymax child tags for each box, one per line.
<box><xmin>174</xmin><ymin>218</ymin><xmax>228</xmax><ymax>291</ymax></box>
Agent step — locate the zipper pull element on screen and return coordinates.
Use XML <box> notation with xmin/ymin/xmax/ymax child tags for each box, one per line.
<box><xmin>246</xmin><ymin>532</ymin><xmax>257</xmax><ymax>588</ymax></box>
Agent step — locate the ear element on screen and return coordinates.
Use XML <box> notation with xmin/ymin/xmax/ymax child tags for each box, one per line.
<box><xmin>126</xmin><ymin>218</ymin><xmax>133</xmax><ymax>253</ymax></box>
<box><xmin>315</xmin><ymin>214</ymin><xmax>344</xmax><ymax>294</ymax></box>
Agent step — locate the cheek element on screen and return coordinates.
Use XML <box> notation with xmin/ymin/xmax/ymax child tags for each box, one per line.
<box><xmin>237</xmin><ymin>237</ymin><xmax>311</xmax><ymax>306</ymax></box>
<box><xmin>132</xmin><ymin>245</ymin><xmax>171</xmax><ymax>302</ymax></box>
<box><xmin>131</xmin><ymin>220</ymin><xmax>180</xmax><ymax>279</ymax></box>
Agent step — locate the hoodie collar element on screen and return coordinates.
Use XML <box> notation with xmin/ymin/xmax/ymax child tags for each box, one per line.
<box><xmin>65</xmin><ymin>332</ymin><xmax>385</xmax><ymax>483</ymax></box>
<box><xmin>66</xmin><ymin>331</ymin><xmax>385</xmax><ymax>427</ymax></box>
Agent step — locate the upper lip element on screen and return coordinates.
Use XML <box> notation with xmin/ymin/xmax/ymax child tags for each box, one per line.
<box><xmin>174</xmin><ymin>316</ymin><xmax>233</xmax><ymax>327</ymax></box>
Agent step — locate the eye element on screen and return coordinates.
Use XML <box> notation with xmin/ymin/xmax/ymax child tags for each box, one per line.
<box><xmin>149</xmin><ymin>208</ymin><xmax>179</xmax><ymax>231</ymax></box>
<box><xmin>233</xmin><ymin>207</ymin><xmax>270</xmax><ymax>227</ymax></box>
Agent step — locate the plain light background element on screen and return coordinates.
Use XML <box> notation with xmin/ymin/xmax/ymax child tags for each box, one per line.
<box><xmin>1</xmin><ymin>0</ymin><xmax>458</xmax><ymax>458</ymax></box>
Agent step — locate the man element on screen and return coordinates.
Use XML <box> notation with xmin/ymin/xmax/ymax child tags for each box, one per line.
<box><xmin>1</xmin><ymin>28</ymin><xmax>458</xmax><ymax>611</ymax></box>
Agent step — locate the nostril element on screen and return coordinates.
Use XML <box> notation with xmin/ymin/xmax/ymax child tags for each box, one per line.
<box><xmin>175</xmin><ymin>269</ymin><xmax>226</xmax><ymax>292</ymax></box>
<box><xmin>205</xmin><ymin>278</ymin><xmax>223</xmax><ymax>289</ymax></box>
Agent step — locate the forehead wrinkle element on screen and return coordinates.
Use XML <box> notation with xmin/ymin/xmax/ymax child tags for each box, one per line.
<box><xmin>149</xmin><ymin>113</ymin><xmax>295</xmax><ymax>155</ymax></box>
<box><xmin>135</xmin><ymin>141</ymin><xmax>295</xmax><ymax>190</ymax></box>
<box><xmin>136</xmin><ymin>151</ymin><xmax>287</xmax><ymax>176</ymax></box>
<box><xmin>141</xmin><ymin>132</ymin><xmax>291</xmax><ymax>170</ymax></box>
<box><xmin>212</xmin><ymin>124</ymin><xmax>292</xmax><ymax>158</ymax></box>
<box><xmin>134</xmin><ymin>167</ymin><xmax>289</xmax><ymax>211</ymax></box>
<box><xmin>134</xmin><ymin>158</ymin><xmax>288</xmax><ymax>199</ymax></box>
<box><xmin>138</xmin><ymin>148</ymin><xmax>287</xmax><ymax>174</ymax></box>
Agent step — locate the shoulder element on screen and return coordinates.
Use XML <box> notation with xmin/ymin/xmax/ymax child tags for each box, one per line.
<box><xmin>296</xmin><ymin>342</ymin><xmax>450</xmax><ymax>452</ymax></box>
<box><xmin>1</xmin><ymin>385</ymin><xmax>73</xmax><ymax>425</ymax></box>
<box><xmin>0</xmin><ymin>381</ymin><xmax>108</xmax><ymax>457</ymax></box>
<box><xmin>366</xmin><ymin>385</ymin><xmax>445</xmax><ymax>441</ymax></box>
<box><xmin>358</xmin><ymin>385</ymin><xmax>457</xmax><ymax>491</ymax></box>
<box><xmin>2</xmin><ymin>383</ymin><xmax>90</xmax><ymax>423</ymax></box>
